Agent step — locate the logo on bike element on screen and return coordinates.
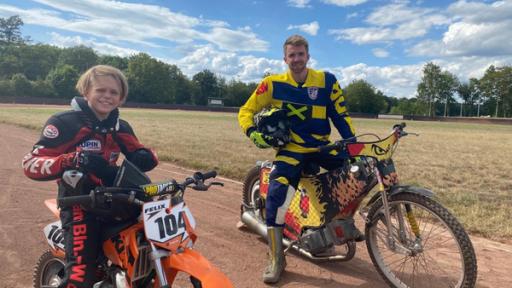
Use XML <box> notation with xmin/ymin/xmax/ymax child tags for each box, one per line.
<box><xmin>371</xmin><ymin>143</ymin><xmax>390</xmax><ymax>156</ymax></box>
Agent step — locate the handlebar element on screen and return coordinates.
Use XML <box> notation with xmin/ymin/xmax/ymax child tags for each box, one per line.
<box><xmin>317</xmin><ymin>122</ymin><xmax>415</xmax><ymax>154</ymax></box>
<box><xmin>57</xmin><ymin>170</ymin><xmax>222</xmax><ymax>208</ymax></box>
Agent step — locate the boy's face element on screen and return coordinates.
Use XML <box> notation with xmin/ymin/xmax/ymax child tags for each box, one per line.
<box><xmin>284</xmin><ymin>44</ymin><xmax>309</xmax><ymax>75</ymax></box>
<box><xmin>84</xmin><ymin>75</ymin><xmax>122</xmax><ymax>120</ymax></box>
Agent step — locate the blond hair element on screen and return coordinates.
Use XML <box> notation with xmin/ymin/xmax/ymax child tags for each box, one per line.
<box><xmin>76</xmin><ymin>65</ymin><xmax>129</xmax><ymax>102</ymax></box>
<box><xmin>283</xmin><ymin>34</ymin><xmax>309</xmax><ymax>55</ymax></box>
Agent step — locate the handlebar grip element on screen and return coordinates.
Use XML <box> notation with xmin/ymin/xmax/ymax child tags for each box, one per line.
<box><xmin>111</xmin><ymin>193</ymin><xmax>144</xmax><ymax>207</ymax></box>
<box><xmin>202</xmin><ymin>170</ymin><xmax>217</xmax><ymax>180</ymax></box>
<box><xmin>58</xmin><ymin>194</ymin><xmax>92</xmax><ymax>207</ymax></box>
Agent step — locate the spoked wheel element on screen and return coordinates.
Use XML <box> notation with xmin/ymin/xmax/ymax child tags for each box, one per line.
<box><xmin>242</xmin><ymin>166</ymin><xmax>266</xmax><ymax>222</ymax></box>
<box><xmin>365</xmin><ymin>193</ymin><xmax>477</xmax><ymax>288</ymax></box>
<box><xmin>33</xmin><ymin>250</ymin><xmax>66</xmax><ymax>288</ymax></box>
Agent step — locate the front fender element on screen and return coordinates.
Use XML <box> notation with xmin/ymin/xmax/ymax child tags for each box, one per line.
<box><xmin>366</xmin><ymin>185</ymin><xmax>434</xmax><ymax>208</ymax></box>
<box><xmin>163</xmin><ymin>248</ymin><xmax>233</xmax><ymax>288</ymax></box>
<box><xmin>389</xmin><ymin>185</ymin><xmax>434</xmax><ymax>198</ymax></box>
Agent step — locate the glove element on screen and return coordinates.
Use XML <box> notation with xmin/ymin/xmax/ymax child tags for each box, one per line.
<box><xmin>76</xmin><ymin>152</ymin><xmax>118</xmax><ymax>184</ymax></box>
<box><xmin>249</xmin><ymin>130</ymin><xmax>272</xmax><ymax>149</ymax></box>
<box><xmin>128</xmin><ymin>149</ymin><xmax>157</xmax><ymax>172</ymax></box>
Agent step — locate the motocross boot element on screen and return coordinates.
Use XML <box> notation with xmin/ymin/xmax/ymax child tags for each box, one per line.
<box><xmin>263</xmin><ymin>226</ymin><xmax>286</xmax><ymax>284</ymax></box>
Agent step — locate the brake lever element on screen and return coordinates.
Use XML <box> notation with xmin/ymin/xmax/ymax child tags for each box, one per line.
<box><xmin>192</xmin><ymin>183</ymin><xmax>208</xmax><ymax>191</ymax></box>
<box><xmin>210</xmin><ymin>181</ymin><xmax>224</xmax><ymax>187</ymax></box>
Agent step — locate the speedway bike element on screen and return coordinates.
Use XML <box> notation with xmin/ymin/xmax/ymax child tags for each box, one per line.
<box><xmin>240</xmin><ymin>123</ymin><xmax>477</xmax><ymax>288</ymax></box>
<box><xmin>34</xmin><ymin>159</ymin><xmax>233</xmax><ymax>288</ymax></box>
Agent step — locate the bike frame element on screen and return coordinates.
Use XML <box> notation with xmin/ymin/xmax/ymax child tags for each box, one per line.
<box><xmin>43</xmin><ymin>197</ymin><xmax>232</xmax><ymax>287</ymax></box>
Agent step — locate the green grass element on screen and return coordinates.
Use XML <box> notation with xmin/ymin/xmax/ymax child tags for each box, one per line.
<box><xmin>2</xmin><ymin>104</ymin><xmax>511</xmax><ymax>241</ymax></box>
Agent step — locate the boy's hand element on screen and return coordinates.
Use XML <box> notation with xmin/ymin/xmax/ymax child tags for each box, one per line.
<box><xmin>128</xmin><ymin>149</ymin><xmax>157</xmax><ymax>172</ymax></box>
<box><xmin>249</xmin><ymin>130</ymin><xmax>272</xmax><ymax>149</ymax></box>
<box><xmin>77</xmin><ymin>152</ymin><xmax>109</xmax><ymax>173</ymax></box>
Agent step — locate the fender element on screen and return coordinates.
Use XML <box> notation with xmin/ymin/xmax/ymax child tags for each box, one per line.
<box><xmin>163</xmin><ymin>248</ymin><xmax>233</xmax><ymax>288</ymax></box>
<box><xmin>44</xmin><ymin>199</ymin><xmax>60</xmax><ymax>218</ymax></box>
<box><xmin>365</xmin><ymin>185</ymin><xmax>434</xmax><ymax>208</ymax></box>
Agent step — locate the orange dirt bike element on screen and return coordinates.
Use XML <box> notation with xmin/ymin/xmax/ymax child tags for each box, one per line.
<box><xmin>241</xmin><ymin>123</ymin><xmax>477</xmax><ymax>288</ymax></box>
<box><xmin>34</xmin><ymin>160</ymin><xmax>233</xmax><ymax>288</ymax></box>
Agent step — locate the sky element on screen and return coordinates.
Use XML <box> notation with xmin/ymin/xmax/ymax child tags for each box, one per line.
<box><xmin>1</xmin><ymin>0</ymin><xmax>512</xmax><ymax>99</ymax></box>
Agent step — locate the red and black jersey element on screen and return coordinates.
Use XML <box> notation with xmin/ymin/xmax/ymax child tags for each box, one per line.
<box><xmin>22</xmin><ymin>97</ymin><xmax>158</xmax><ymax>182</ymax></box>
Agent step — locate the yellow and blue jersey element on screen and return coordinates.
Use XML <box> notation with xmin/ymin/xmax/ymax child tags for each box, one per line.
<box><xmin>238</xmin><ymin>68</ymin><xmax>355</xmax><ymax>153</ymax></box>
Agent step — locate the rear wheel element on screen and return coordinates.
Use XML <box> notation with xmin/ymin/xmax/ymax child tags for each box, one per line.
<box><xmin>365</xmin><ymin>193</ymin><xmax>477</xmax><ymax>288</ymax></box>
<box><xmin>33</xmin><ymin>250</ymin><xmax>65</xmax><ymax>288</ymax></box>
<box><xmin>242</xmin><ymin>166</ymin><xmax>266</xmax><ymax>222</ymax></box>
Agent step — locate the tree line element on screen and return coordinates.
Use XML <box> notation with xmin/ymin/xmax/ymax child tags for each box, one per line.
<box><xmin>1</xmin><ymin>15</ymin><xmax>511</xmax><ymax>117</ymax></box>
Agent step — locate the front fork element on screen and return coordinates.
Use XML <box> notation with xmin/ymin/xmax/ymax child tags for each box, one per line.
<box><xmin>373</xmin><ymin>168</ymin><xmax>422</xmax><ymax>255</ymax></box>
<box><xmin>150</xmin><ymin>242</ymin><xmax>171</xmax><ymax>287</ymax></box>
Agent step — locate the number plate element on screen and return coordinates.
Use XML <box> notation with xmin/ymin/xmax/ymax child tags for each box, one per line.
<box><xmin>43</xmin><ymin>220</ymin><xmax>65</xmax><ymax>251</ymax></box>
<box><xmin>143</xmin><ymin>200</ymin><xmax>196</xmax><ymax>245</ymax></box>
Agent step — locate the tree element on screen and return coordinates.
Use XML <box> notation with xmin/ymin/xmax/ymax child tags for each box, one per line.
<box><xmin>99</xmin><ymin>55</ymin><xmax>129</xmax><ymax>71</ymax></box>
<box><xmin>438</xmin><ymin>71</ymin><xmax>459</xmax><ymax>117</ymax></box>
<box><xmin>192</xmin><ymin>70</ymin><xmax>219</xmax><ymax>105</ymax></box>
<box><xmin>343</xmin><ymin>79</ymin><xmax>387</xmax><ymax>114</ymax></box>
<box><xmin>168</xmin><ymin>64</ymin><xmax>192</xmax><ymax>104</ymax></box>
<box><xmin>478</xmin><ymin>65</ymin><xmax>512</xmax><ymax>117</ymax></box>
<box><xmin>46</xmin><ymin>64</ymin><xmax>79</xmax><ymax>98</ymax></box>
<box><xmin>18</xmin><ymin>44</ymin><xmax>60</xmax><ymax>80</ymax></box>
<box><xmin>457</xmin><ymin>78</ymin><xmax>481</xmax><ymax>117</ymax></box>
<box><xmin>224</xmin><ymin>79</ymin><xmax>257</xmax><ymax>107</ymax></box>
<box><xmin>126</xmin><ymin>53</ymin><xmax>174</xmax><ymax>103</ymax></box>
<box><xmin>57</xmin><ymin>45</ymin><xmax>98</xmax><ymax>73</ymax></box>
<box><xmin>11</xmin><ymin>73</ymin><xmax>32</xmax><ymax>96</ymax></box>
<box><xmin>0</xmin><ymin>15</ymin><xmax>25</xmax><ymax>45</ymax></box>
<box><xmin>417</xmin><ymin>62</ymin><xmax>442</xmax><ymax>117</ymax></box>
<box><xmin>390</xmin><ymin>98</ymin><xmax>424</xmax><ymax>115</ymax></box>
<box><xmin>417</xmin><ymin>62</ymin><xmax>459</xmax><ymax>117</ymax></box>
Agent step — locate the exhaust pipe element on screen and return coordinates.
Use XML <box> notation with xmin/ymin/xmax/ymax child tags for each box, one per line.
<box><xmin>241</xmin><ymin>211</ymin><xmax>352</xmax><ymax>261</ymax></box>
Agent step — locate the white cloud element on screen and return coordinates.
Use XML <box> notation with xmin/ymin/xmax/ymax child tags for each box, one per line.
<box><xmin>328</xmin><ymin>54</ymin><xmax>512</xmax><ymax>99</ymax></box>
<box><xmin>287</xmin><ymin>0</ymin><xmax>311</xmax><ymax>8</ymax></box>
<box><xmin>0</xmin><ymin>0</ymin><xmax>268</xmax><ymax>52</ymax></box>
<box><xmin>175</xmin><ymin>45</ymin><xmax>286</xmax><ymax>82</ymax></box>
<box><xmin>329</xmin><ymin>63</ymin><xmax>423</xmax><ymax>98</ymax></box>
<box><xmin>409</xmin><ymin>1</ymin><xmax>512</xmax><ymax>58</ymax></box>
<box><xmin>49</xmin><ymin>32</ymin><xmax>139</xmax><ymax>57</ymax></box>
<box><xmin>287</xmin><ymin>21</ymin><xmax>320</xmax><ymax>36</ymax></box>
<box><xmin>321</xmin><ymin>0</ymin><xmax>368</xmax><ymax>7</ymax></box>
<box><xmin>372</xmin><ymin>48</ymin><xmax>389</xmax><ymax>58</ymax></box>
<box><xmin>329</xmin><ymin>2</ymin><xmax>450</xmax><ymax>44</ymax></box>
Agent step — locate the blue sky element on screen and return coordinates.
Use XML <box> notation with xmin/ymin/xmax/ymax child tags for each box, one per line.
<box><xmin>1</xmin><ymin>0</ymin><xmax>512</xmax><ymax>98</ymax></box>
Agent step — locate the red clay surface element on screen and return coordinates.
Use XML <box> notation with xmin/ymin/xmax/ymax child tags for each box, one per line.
<box><xmin>1</xmin><ymin>123</ymin><xmax>511</xmax><ymax>288</ymax></box>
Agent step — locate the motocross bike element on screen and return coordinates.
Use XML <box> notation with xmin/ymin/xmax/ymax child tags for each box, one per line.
<box><xmin>34</xmin><ymin>159</ymin><xmax>233</xmax><ymax>288</ymax></box>
<box><xmin>240</xmin><ymin>123</ymin><xmax>477</xmax><ymax>288</ymax></box>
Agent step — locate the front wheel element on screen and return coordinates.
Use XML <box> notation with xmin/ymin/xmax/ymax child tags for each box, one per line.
<box><xmin>365</xmin><ymin>193</ymin><xmax>477</xmax><ymax>288</ymax></box>
<box><xmin>33</xmin><ymin>250</ymin><xmax>65</xmax><ymax>288</ymax></box>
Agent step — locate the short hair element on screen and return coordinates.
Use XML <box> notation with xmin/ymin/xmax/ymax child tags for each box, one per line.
<box><xmin>76</xmin><ymin>65</ymin><xmax>129</xmax><ymax>102</ymax></box>
<box><xmin>283</xmin><ymin>34</ymin><xmax>309</xmax><ymax>55</ymax></box>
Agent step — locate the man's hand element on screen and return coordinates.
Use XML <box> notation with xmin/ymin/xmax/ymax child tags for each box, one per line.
<box><xmin>249</xmin><ymin>130</ymin><xmax>273</xmax><ymax>149</ymax></box>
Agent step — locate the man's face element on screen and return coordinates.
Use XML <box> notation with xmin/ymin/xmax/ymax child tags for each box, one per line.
<box><xmin>284</xmin><ymin>44</ymin><xmax>309</xmax><ymax>75</ymax></box>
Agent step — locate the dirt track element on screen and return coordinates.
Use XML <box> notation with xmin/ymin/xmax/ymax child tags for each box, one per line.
<box><xmin>1</xmin><ymin>123</ymin><xmax>511</xmax><ymax>288</ymax></box>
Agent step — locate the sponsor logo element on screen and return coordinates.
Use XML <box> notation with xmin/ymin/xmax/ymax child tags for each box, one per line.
<box><xmin>79</xmin><ymin>140</ymin><xmax>102</xmax><ymax>151</ymax></box>
<box><xmin>109</xmin><ymin>152</ymin><xmax>120</xmax><ymax>162</ymax></box>
<box><xmin>256</xmin><ymin>82</ymin><xmax>268</xmax><ymax>95</ymax></box>
<box><xmin>144</xmin><ymin>204</ymin><xmax>165</xmax><ymax>220</ymax></box>
<box><xmin>142</xmin><ymin>182</ymin><xmax>174</xmax><ymax>196</ymax></box>
<box><xmin>42</xmin><ymin>125</ymin><xmax>59</xmax><ymax>138</ymax></box>
<box><xmin>307</xmin><ymin>87</ymin><xmax>319</xmax><ymax>100</ymax></box>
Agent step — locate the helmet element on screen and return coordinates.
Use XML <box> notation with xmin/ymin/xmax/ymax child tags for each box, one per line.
<box><xmin>255</xmin><ymin>108</ymin><xmax>291</xmax><ymax>147</ymax></box>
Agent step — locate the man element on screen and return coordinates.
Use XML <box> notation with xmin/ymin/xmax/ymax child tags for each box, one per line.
<box><xmin>238</xmin><ymin>35</ymin><xmax>362</xmax><ymax>284</ymax></box>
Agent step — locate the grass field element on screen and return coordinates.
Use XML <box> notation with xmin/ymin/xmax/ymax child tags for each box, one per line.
<box><xmin>1</xmin><ymin>104</ymin><xmax>511</xmax><ymax>241</ymax></box>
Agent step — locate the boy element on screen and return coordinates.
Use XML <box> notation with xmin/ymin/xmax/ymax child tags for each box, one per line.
<box><xmin>22</xmin><ymin>65</ymin><xmax>158</xmax><ymax>287</ymax></box>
